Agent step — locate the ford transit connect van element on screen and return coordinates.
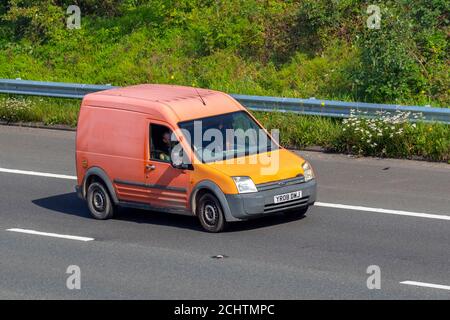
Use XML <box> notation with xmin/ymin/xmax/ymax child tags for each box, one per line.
<box><xmin>76</xmin><ymin>84</ymin><xmax>316</xmax><ymax>232</ymax></box>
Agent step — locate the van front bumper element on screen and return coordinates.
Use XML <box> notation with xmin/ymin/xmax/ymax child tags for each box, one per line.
<box><xmin>225</xmin><ymin>179</ymin><xmax>317</xmax><ymax>220</ymax></box>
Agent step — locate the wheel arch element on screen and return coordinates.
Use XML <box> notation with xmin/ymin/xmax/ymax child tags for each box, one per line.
<box><xmin>190</xmin><ymin>180</ymin><xmax>241</xmax><ymax>222</ymax></box>
<box><xmin>81</xmin><ymin>167</ymin><xmax>119</xmax><ymax>204</ymax></box>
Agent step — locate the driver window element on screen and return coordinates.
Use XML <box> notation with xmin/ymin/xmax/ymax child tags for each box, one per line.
<box><xmin>150</xmin><ymin>124</ymin><xmax>175</xmax><ymax>162</ymax></box>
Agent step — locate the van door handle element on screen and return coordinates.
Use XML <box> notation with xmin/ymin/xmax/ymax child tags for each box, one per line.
<box><xmin>145</xmin><ymin>164</ymin><xmax>156</xmax><ymax>171</ymax></box>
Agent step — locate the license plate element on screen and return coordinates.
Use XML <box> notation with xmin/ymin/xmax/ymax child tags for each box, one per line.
<box><xmin>273</xmin><ymin>191</ymin><xmax>302</xmax><ymax>204</ymax></box>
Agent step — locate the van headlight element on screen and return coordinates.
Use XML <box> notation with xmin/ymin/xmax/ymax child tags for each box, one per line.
<box><xmin>302</xmin><ymin>161</ymin><xmax>315</xmax><ymax>182</ymax></box>
<box><xmin>232</xmin><ymin>176</ymin><xmax>258</xmax><ymax>194</ymax></box>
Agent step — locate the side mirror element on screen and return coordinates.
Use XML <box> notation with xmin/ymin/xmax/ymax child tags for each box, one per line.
<box><xmin>171</xmin><ymin>150</ymin><xmax>192</xmax><ymax>170</ymax></box>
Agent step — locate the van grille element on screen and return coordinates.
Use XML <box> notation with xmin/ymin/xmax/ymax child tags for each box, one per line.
<box><xmin>264</xmin><ymin>196</ymin><xmax>309</xmax><ymax>213</ymax></box>
<box><xmin>256</xmin><ymin>176</ymin><xmax>305</xmax><ymax>192</ymax></box>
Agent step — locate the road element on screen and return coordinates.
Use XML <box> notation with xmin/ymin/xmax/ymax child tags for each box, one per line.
<box><xmin>0</xmin><ymin>125</ymin><xmax>449</xmax><ymax>299</ymax></box>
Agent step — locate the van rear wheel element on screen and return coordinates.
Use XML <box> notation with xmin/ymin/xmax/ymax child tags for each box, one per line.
<box><xmin>87</xmin><ymin>182</ymin><xmax>115</xmax><ymax>220</ymax></box>
<box><xmin>197</xmin><ymin>193</ymin><xmax>227</xmax><ymax>233</ymax></box>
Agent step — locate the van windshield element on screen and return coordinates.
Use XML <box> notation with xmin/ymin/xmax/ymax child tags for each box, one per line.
<box><xmin>178</xmin><ymin>111</ymin><xmax>278</xmax><ymax>163</ymax></box>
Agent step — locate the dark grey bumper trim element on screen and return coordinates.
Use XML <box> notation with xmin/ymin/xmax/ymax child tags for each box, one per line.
<box><xmin>225</xmin><ymin>179</ymin><xmax>317</xmax><ymax>220</ymax></box>
<box><xmin>114</xmin><ymin>179</ymin><xmax>187</xmax><ymax>193</ymax></box>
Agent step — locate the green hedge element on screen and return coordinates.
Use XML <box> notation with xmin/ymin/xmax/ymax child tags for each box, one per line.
<box><xmin>0</xmin><ymin>0</ymin><xmax>448</xmax><ymax>106</ymax></box>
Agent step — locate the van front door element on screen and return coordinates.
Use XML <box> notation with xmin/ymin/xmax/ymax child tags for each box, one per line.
<box><xmin>145</xmin><ymin>120</ymin><xmax>190</xmax><ymax>213</ymax></box>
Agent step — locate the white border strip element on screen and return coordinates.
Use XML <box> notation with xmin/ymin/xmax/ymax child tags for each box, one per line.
<box><xmin>7</xmin><ymin>228</ymin><xmax>94</xmax><ymax>242</ymax></box>
<box><xmin>400</xmin><ymin>281</ymin><xmax>450</xmax><ymax>291</ymax></box>
<box><xmin>315</xmin><ymin>202</ymin><xmax>450</xmax><ymax>221</ymax></box>
<box><xmin>0</xmin><ymin>167</ymin><xmax>76</xmax><ymax>180</ymax></box>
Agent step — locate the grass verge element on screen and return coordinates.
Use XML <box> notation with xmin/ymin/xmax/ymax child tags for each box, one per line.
<box><xmin>0</xmin><ymin>95</ymin><xmax>79</xmax><ymax>126</ymax></box>
<box><xmin>1</xmin><ymin>95</ymin><xmax>449</xmax><ymax>162</ymax></box>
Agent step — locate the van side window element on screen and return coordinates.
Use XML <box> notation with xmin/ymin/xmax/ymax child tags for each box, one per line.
<box><xmin>150</xmin><ymin>124</ymin><xmax>175</xmax><ymax>162</ymax></box>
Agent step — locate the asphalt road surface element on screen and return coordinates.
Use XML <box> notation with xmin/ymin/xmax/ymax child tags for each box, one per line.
<box><xmin>0</xmin><ymin>125</ymin><xmax>449</xmax><ymax>299</ymax></box>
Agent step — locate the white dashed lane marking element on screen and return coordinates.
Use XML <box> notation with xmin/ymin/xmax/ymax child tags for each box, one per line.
<box><xmin>7</xmin><ymin>228</ymin><xmax>94</xmax><ymax>242</ymax></box>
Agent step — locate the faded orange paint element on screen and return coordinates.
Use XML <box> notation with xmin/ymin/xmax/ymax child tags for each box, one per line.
<box><xmin>76</xmin><ymin>84</ymin><xmax>309</xmax><ymax>213</ymax></box>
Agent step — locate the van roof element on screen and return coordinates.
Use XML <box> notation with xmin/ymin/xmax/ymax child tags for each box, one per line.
<box><xmin>83</xmin><ymin>84</ymin><xmax>244</xmax><ymax>122</ymax></box>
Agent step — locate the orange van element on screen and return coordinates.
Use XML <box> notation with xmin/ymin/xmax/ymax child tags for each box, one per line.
<box><xmin>76</xmin><ymin>84</ymin><xmax>316</xmax><ymax>232</ymax></box>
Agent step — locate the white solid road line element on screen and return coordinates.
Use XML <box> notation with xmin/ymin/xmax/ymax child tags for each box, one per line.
<box><xmin>1</xmin><ymin>166</ymin><xmax>449</xmax><ymax>221</ymax></box>
<box><xmin>0</xmin><ymin>167</ymin><xmax>77</xmax><ymax>180</ymax></box>
<box><xmin>6</xmin><ymin>228</ymin><xmax>94</xmax><ymax>242</ymax></box>
<box><xmin>315</xmin><ymin>202</ymin><xmax>450</xmax><ymax>221</ymax></box>
<box><xmin>400</xmin><ymin>281</ymin><xmax>450</xmax><ymax>291</ymax></box>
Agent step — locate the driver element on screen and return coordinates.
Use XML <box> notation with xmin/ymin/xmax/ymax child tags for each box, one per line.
<box><xmin>159</xmin><ymin>131</ymin><xmax>172</xmax><ymax>161</ymax></box>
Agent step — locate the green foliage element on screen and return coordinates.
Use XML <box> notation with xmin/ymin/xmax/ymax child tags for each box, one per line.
<box><xmin>353</xmin><ymin>0</ymin><xmax>449</xmax><ymax>105</ymax></box>
<box><xmin>0</xmin><ymin>96</ymin><xmax>32</xmax><ymax>122</ymax></box>
<box><xmin>0</xmin><ymin>0</ymin><xmax>448</xmax><ymax>106</ymax></box>
<box><xmin>330</xmin><ymin>110</ymin><xmax>450</xmax><ymax>161</ymax></box>
<box><xmin>1</xmin><ymin>0</ymin><xmax>448</xmax><ymax>161</ymax></box>
<box><xmin>254</xmin><ymin>111</ymin><xmax>342</xmax><ymax>149</ymax></box>
<box><xmin>0</xmin><ymin>95</ymin><xmax>79</xmax><ymax>125</ymax></box>
<box><xmin>1</xmin><ymin>0</ymin><xmax>65</xmax><ymax>41</ymax></box>
<box><xmin>254</xmin><ymin>110</ymin><xmax>449</xmax><ymax>162</ymax></box>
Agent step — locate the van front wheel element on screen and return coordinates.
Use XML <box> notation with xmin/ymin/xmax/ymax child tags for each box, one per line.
<box><xmin>87</xmin><ymin>182</ymin><xmax>115</xmax><ymax>220</ymax></box>
<box><xmin>197</xmin><ymin>193</ymin><xmax>227</xmax><ymax>233</ymax></box>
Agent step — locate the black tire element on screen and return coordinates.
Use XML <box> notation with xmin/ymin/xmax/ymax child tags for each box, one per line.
<box><xmin>86</xmin><ymin>182</ymin><xmax>115</xmax><ymax>220</ymax></box>
<box><xmin>284</xmin><ymin>205</ymin><xmax>309</xmax><ymax>218</ymax></box>
<box><xmin>197</xmin><ymin>193</ymin><xmax>227</xmax><ymax>233</ymax></box>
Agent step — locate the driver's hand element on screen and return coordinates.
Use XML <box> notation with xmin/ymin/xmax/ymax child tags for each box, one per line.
<box><xmin>160</xmin><ymin>153</ymin><xmax>170</xmax><ymax>161</ymax></box>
